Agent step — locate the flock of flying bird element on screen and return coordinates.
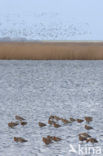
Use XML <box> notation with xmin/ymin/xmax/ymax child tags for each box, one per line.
<box><xmin>8</xmin><ymin>115</ymin><xmax>98</xmax><ymax>145</ymax></box>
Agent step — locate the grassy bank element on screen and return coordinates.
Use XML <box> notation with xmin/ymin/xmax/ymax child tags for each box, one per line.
<box><xmin>0</xmin><ymin>41</ymin><xmax>103</xmax><ymax>60</ymax></box>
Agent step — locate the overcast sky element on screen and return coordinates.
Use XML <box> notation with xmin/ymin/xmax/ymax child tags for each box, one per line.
<box><xmin>0</xmin><ymin>0</ymin><xmax>102</xmax><ymax>18</ymax></box>
<box><xmin>0</xmin><ymin>0</ymin><xmax>103</xmax><ymax>40</ymax></box>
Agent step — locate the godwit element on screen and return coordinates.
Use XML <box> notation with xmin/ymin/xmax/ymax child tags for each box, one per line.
<box><xmin>21</xmin><ymin>121</ymin><xmax>27</xmax><ymax>126</ymax></box>
<box><xmin>79</xmin><ymin>135</ymin><xmax>87</xmax><ymax>142</ymax></box>
<box><xmin>61</xmin><ymin>118</ymin><xmax>71</xmax><ymax>124</ymax></box>
<box><xmin>77</xmin><ymin>119</ymin><xmax>84</xmax><ymax>123</ymax></box>
<box><xmin>14</xmin><ymin>137</ymin><xmax>28</xmax><ymax>143</ymax></box>
<box><xmin>85</xmin><ymin>125</ymin><xmax>93</xmax><ymax>130</ymax></box>
<box><xmin>85</xmin><ymin>117</ymin><xmax>93</xmax><ymax>123</ymax></box>
<box><xmin>15</xmin><ymin>115</ymin><xmax>25</xmax><ymax>121</ymax></box>
<box><xmin>42</xmin><ymin>137</ymin><xmax>52</xmax><ymax>145</ymax></box>
<box><xmin>53</xmin><ymin>123</ymin><xmax>61</xmax><ymax>128</ymax></box>
<box><xmin>86</xmin><ymin>138</ymin><xmax>98</xmax><ymax>144</ymax></box>
<box><xmin>70</xmin><ymin>118</ymin><xmax>76</xmax><ymax>122</ymax></box>
<box><xmin>48</xmin><ymin>119</ymin><xmax>55</xmax><ymax>125</ymax></box>
<box><xmin>8</xmin><ymin>122</ymin><xmax>19</xmax><ymax>128</ymax></box>
<box><xmin>54</xmin><ymin>116</ymin><xmax>61</xmax><ymax>121</ymax></box>
<box><xmin>52</xmin><ymin>136</ymin><xmax>61</xmax><ymax>141</ymax></box>
<box><xmin>79</xmin><ymin>133</ymin><xmax>91</xmax><ymax>138</ymax></box>
<box><xmin>38</xmin><ymin>122</ymin><xmax>46</xmax><ymax>127</ymax></box>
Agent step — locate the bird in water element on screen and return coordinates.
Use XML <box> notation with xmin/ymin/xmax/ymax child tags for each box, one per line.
<box><xmin>70</xmin><ymin>118</ymin><xmax>76</xmax><ymax>122</ymax></box>
<box><xmin>52</xmin><ymin>136</ymin><xmax>61</xmax><ymax>141</ymax></box>
<box><xmin>8</xmin><ymin>122</ymin><xmax>19</xmax><ymax>128</ymax></box>
<box><xmin>15</xmin><ymin>115</ymin><xmax>25</xmax><ymax>121</ymax></box>
<box><xmin>86</xmin><ymin>138</ymin><xmax>98</xmax><ymax>144</ymax></box>
<box><xmin>47</xmin><ymin>136</ymin><xmax>61</xmax><ymax>142</ymax></box>
<box><xmin>49</xmin><ymin>115</ymin><xmax>54</xmax><ymax>120</ymax></box>
<box><xmin>42</xmin><ymin>137</ymin><xmax>52</xmax><ymax>145</ymax></box>
<box><xmin>61</xmin><ymin>118</ymin><xmax>72</xmax><ymax>124</ymax></box>
<box><xmin>48</xmin><ymin>119</ymin><xmax>55</xmax><ymax>125</ymax></box>
<box><xmin>14</xmin><ymin>137</ymin><xmax>28</xmax><ymax>143</ymax></box>
<box><xmin>20</xmin><ymin>121</ymin><xmax>27</xmax><ymax>126</ymax></box>
<box><xmin>85</xmin><ymin>125</ymin><xmax>93</xmax><ymax>130</ymax></box>
<box><xmin>38</xmin><ymin>122</ymin><xmax>46</xmax><ymax>127</ymax></box>
<box><xmin>77</xmin><ymin>119</ymin><xmax>84</xmax><ymax>123</ymax></box>
<box><xmin>79</xmin><ymin>133</ymin><xmax>91</xmax><ymax>138</ymax></box>
<box><xmin>85</xmin><ymin>117</ymin><xmax>93</xmax><ymax>123</ymax></box>
<box><xmin>53</xmin><ymin>123</ymin><xmax>61</xmax><ymax>128</ymax></box>
<box><xmin>47</xmin><ymin>135</ymin><xmax>53</xmax><ymax>140</ymax></box>
<box><xmin>54</xmin><ymin>116</ymin><xmax>61</xmax><ymax>121</ymax></box>
<box><xmin>79</xmin><ymin>133</ymin><xmax>91</xmax><ymax>142</ymax></box>
<box><xmin>79</xmin><ymin>135</ymin><xmax>87</xmax><ymax>142</ymax></box>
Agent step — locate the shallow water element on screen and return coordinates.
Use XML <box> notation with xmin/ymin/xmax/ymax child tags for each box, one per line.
<box><xmin>0</xmin><ymin>60</ymin><xmax>103</xmax><ymax>156</ymax></box>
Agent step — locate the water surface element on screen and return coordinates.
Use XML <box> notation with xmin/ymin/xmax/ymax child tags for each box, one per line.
<box><xmin>0</xmin><ymin>60</ymin><xmax>103</xmax><ymax>156</ymax></box>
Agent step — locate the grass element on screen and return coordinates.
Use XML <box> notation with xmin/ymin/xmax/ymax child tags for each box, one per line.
<box><xmin>0</xmin><ymin>41</ymin><xmax>103</xmax><ymax>60</ymax></box>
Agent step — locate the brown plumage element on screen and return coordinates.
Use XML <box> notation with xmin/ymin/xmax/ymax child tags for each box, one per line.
<box><xmin>49</xmin><ymin>115</ymin><xmax>54</xmax><ymax>120</ymax></box>
<box><xmin>54</xmin><ymin>116</ymin><xmax>61</xmax><ymax>121</ymax></box>
<box><xmin>8</xmin><ymin>122</ymin><xmax>19</xmax><ymax>128</ymax></box>
<box><xmin>77</xmin><ymin>119</ymin><xmax>84</xmax><ymax>123</ymax></box>
<box><xmin>70</xmin><ymin>118</ymin><xmax>76</xmax><ymax>122</ymax></box>
<box><xmin>47</xmin><ymin>136</ymin><xmax>61</xmax><ymax>142</ymax></box>
<box><xmin>86</xmin><ymin>138</ymin><xmax>98</xmax><ymax>144</ymax></box>
<box><xmin>15</xmin><ymin>115</ymin><xmax>25</xmax><ymax>121</ymax></box>
<box><xmin>53</xmin><ymin>123</ymin><xmax>61</xmax><ymax>128</ymax></box>
<box><xmin>85</xmin><ymin>117</ymin><xmax>93</xmax><ymax>123</ymax></box>
<box><xmin>61</xmin><ymin>118</ymin><xmax>71</xmax><ymax>124</ymax></box>
<box><xmin>48</xmin><ymin>119</ymin><xmax>55</xmax><ymax>125</ymax></box>
<box><xmin>42</xmin><ymin>137</ymin><xmax>52</xmax><ymax>145</ymax></box>
<box><xmin>79</xmin><ymin>135</ymin><xmax>87</xmax><ymax>142</ymax></box>
<box><xmin>85</xmin><ymin>125</ymin><xmax>93</xmax><ymax>130</ymax></box>
<box><xmin>79</xmin><ymin>133</ymin><xmax>91</xmax><ymax>138</ymax></box>
<box><xmin>14</xmin><ymin>137</ymin><xmax>28</xmax><ymax>143</ymax></box>
<box><xmin>52</xmin><ymin>136</ymin><xmax>61</xmax><ymax>141</ymax></box>
<box><xmin>47</xmin><ymin>135</ymin><xmax>53</xmax><ymax>140</ymax></box>
<box><xmin>38</xmin><ymin>122</ymin><xmax>46</xmax><ymax>127</ymax></box>
<box><xmin>21</xmin><ymin>121</ymin><xmax>27</xmax><ymax>126</ymax></box>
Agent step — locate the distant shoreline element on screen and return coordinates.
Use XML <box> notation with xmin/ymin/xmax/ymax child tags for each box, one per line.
<box><xmin>0</xmin><ymin>40</ymin><xmax>103</xmax><ymax>42</ymax></box>
<box><xmin>0</xmin><ymin>41</ymin><xmax>103</xmax><ymax>60</ymax></box>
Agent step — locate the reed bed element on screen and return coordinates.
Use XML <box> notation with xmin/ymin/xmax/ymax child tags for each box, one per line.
<box><xmin>0</xmin><ymin>41</ymin><xmax>103</xmax><ymax>60</ymax></box>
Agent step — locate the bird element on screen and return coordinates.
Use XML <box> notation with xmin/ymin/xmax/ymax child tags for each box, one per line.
<box><xmin>85</xmin><ymin>125</ymin><xmax>93</xmax><ymax>130</ymax></box>
<box><xmin>8</xmin><ymin>122</ymin><xmax>19</xmax><ymax>128</ymax></box>
<box><xmin>54</xmin><ymin>116</ymin><xmax>61</xmax><ymax>121</ymax></box>
<box><xmin>52</xmin><ymin>136</ymin><xmax>61</xmax><ymax>141</ymax></box>
<box><xmin>14</xmin><ymin>137</ymin><xmax>28</xmax><ymax>143</ymax></box>
<box><xmin>42</xmin><ymin>137</ymin><xmax>52</xmax><ymax>145</ymax></box>
<box><xmin>77</xmin><ymin>119</ymin><xmax>84</xmax><ymax>123</ymax></box>
<box><xmin>53</xmin><ymin>123</ymin><xmax>61</xmax><ymax>128</ymax></box>
<box><xmin>79</xmin><ymin>133</ymin><xmax>91</xmax><ymax>138</ymax></box>
<box><xmin>49</xmin><ymin>115</ymin><xmax>54</xmax><ymax>120</ymax></box>
<box><xmin>79</xmin><ymin>135</ymin><xmax>87</xmax><ymax>142</ymax></box>
<box><xmin>21</xmin><ymin>121</ymin><xmax>27</xmax><ymax>126</ymax></box>
<box><xmin>85</xmin><ymin>117</ymin><xmax>93</xmax><ymax>123</ymax></box>
<box><xmin>61</xmin><ymin>118</ymin><xmax>71</xmax><ymax>124</ymax></box>
<box><xmin>70</xmin><ymin>118</ymin><xmax>76</xmax><ymax>122</ymax></box>
<box><xmin>86</xmin><ymin>138</ymin><xmax>98</xmax><ymax>144</ymax></box>
<box><xmin>38</xmin><ymin>122</ymin><xmax>46</xmax><ymax>127</ymax></box>
<box><xmin>48</xmin><ymin>119</ymin><xmax>55</xmax><ymax>125</ymax></box>
<box><xmin>15</xmin><ymin>115</ymin><xmax>25</xmax><ymax>121</ymax></box>
<box><xmin>47</xmin><ymin>135</ymin><xmax>53</xmax><ymax>140</ymax></box>
<box><xmin>47</xmin><ymin>136</ymin><xmax>61</xmax><ymax>142</ymax></box>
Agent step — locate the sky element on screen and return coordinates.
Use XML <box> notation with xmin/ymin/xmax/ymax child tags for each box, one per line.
<box><xmin>0</xmin><ymin>0</ymin><xmax>103</xmax><ymax>40</ymax></box>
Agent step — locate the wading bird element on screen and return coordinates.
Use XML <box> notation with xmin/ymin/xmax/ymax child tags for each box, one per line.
<box><xmin>15</xmin><ymin>115</ymin><xmax>25</xmax><ymax>121</ymax></box>
<box><xmin>85</xmin><ymin>125</ymin><xmax>93</xmax><ymax>130</ymax></box>
<box><xmin>14</xmin><ymin>137</ymin><xmax>28</xmax><ymax>143</ymax></box>
<box><xmin>8</xmin><ymin>122</ymin><xmax>19</xmax><ymax>128</ymax></box>
<box><xmin>38</xmin><ymin>122</ymin><xmax>46</xmax><ymax>127</ymax></box>
<box><xmin>85</xmin><ymin>117</ymin><xmax>93</xmax><ymax>123</ymax></box>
